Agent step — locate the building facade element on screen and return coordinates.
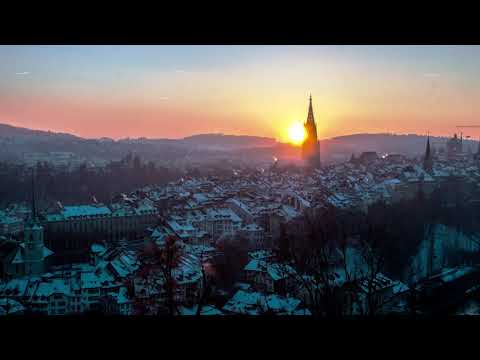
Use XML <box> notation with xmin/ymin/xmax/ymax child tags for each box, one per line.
<box><xmin>42</xmin><ymin>203</ymin><xmax>158</xmax><ymax>264</ymax></box>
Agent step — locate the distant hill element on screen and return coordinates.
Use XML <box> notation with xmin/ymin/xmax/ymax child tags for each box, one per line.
<box><xmin>324</xmin><ymin>133</ymin><xmax>453</xmax><ymax>156</ymax></box>
<box><xmin>180</xmin><ymin>133</ymin><xmax>277</xmax><ymax>150</ymax></box>
<box><xmin>0</xmin><ymin>123</ymin><xmax>80</xmax><ymax>141</ymax></box>
<box><xmin>0</xmin><ymin>123</ymin><xmax>280</xmax><ymax>164</ymax></box>
<box><xmin>0</xmin><ymin>122</ymin><xmax>477</xmax><ymax>165</ymax></box>
<box><xmin>228</xmin><ymin>133</ymin><xmax>480</xmax><ymax>165</ymax></box>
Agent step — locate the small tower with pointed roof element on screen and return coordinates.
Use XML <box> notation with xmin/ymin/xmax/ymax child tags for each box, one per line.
<box><xmin>23</xmin><ymin>170</ymin><xmax>47</xmax><ymax>276</ymax></box>
<box><xmin>1</xmin><ymin>171</ymin><xmax>52</xmax><ymax>278</ymax></box>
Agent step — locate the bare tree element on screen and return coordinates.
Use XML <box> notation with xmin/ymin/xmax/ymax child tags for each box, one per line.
<box><xmin>195</xmin><ymin>250</ymin><xmax>215</xmax><ymax>316</ymax></box>
<box><xmin>404</xmin><ymin>258</ymin><xmax>423</xmax><ymax>317</ymax></box>
<box><xmin>137</xmin><ymin>236</ymin><xmax>182</xmax><ymax>316</ymax></box>
<box><xmin>282</xmin><ymin>207</ymin><xmax>346</xmax><ymax>317</ymax></box>
<box><xmin>356</xmin><ymin>230</ymin><xmax>386</xmax><ymax>316</ymax></box>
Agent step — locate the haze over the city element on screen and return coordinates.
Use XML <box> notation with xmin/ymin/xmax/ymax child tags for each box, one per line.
<box><xmin>2</xmin><ymin>45</ymin><xmax>480</xmax><ymax>141</ymax></box>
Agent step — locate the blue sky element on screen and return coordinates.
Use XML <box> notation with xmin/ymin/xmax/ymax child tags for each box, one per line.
<box><xmin>1</xmin><ymin>45</ymin><xmax>480</xmax><ymax>140</ymax></box>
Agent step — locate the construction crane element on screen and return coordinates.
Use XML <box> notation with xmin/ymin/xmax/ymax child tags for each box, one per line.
<box><xmin>455</xmin><ymin>125</ymin><xmax>480</xmax><ymax>139</ymax></box>
<box><xmin>454</xmin><ymin>126</ymin><xmax>480</xmax><ymax>158</ymax></box>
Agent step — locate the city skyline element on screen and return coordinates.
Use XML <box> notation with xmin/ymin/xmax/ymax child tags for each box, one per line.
<box><xmin>2</xmin><ymin>45</ymin><xmax>480</xmax><ymax>141</ymax></box>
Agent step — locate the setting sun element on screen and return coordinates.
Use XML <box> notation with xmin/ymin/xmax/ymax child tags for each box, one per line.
<box><xmin>287</xmin><ymin>122</ymin><xmax>306</xmax><ymax>145</ymax></box>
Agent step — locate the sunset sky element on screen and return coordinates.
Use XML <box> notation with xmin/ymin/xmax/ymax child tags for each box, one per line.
<box><xmin>1</xmin><ymin>45</ymin><xmax>480</xmax><ymax>142</ymax></box>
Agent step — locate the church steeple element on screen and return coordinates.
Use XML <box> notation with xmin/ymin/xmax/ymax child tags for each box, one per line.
<box><xmin>302</xmin><ymin>94</ymin><xmax>320</xmax><ymax>168</ymax></box>
<box><xmin>307</xmin><ymin>94</ymin><xmax>315</xmax><ymax>125</ymax></box>
<box><xmin>423</xmin><ymin>134</ymin><xmax>433</xmax><ymax>173</ymax></box>
<box><xmin>425</xmin><ymin>135</ymin><xmax>431</xmax><ymax>158</ymax></box>
<box><xmin>23</xmin><ymin>167</ymin><xmax>50</xmax><ymax>276</ymax></box>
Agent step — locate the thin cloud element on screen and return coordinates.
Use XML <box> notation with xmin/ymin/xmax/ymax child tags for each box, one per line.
<box><xmin>175</xmin><ymin>69</ymin><xmax>186</xmax><ymax>73</ymax></box>
<box><xmin>159</xmin><ymin>97</ymin><xmax>169</xmax><ymax>100</ymax></box>
<box><xmin>423</xmin><ymin>72</ymin><xmax>440</xmax><ymax>78</ymax></box>
<box><xmin>15</xmin><ymin>71</ymin><xmax>31</xmax><ymax>76</ymax></box>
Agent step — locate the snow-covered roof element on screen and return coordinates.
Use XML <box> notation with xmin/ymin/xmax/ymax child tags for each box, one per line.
<box><xmin>222</xmin><ymin>290</ymin><xmax>303</xmax><ymax>315</ymax></box>
<box><xmin>179</xmin><ymin>305</ymin><xmax>224</xmax><ymax>316</ymax></box>
<box><xmin>244</xmin><ymin>259</ymin><xmax>296</xmax><ymax>281</ymax></box>
<box><xmin>62</xmin><ymin>205</ymin><xmax>111</xmax><ymax>219</ymax></box>
<box><xmin>80</xmin><ymin>270</ymin><xmax>114</xmax><ymax>289</ymax></box>
<box><xmin>91</xmin><ymin>243</ymin><xmax>107</xmax><ymax>254</ymax></box>
<box><xmin>114</xmin><ymin>286</ymin><xmax>131</xmax><ymax>304</ymax></box>
<box><xmin>248</xmin><ymin>250</ymin><xmax>273</xmax><ymax>260</ymax></box>
<box><xmin>0</xmin><ymin>278</ymin><xmax>29</xmax><ymax>297</ymax></box>
<box><xmin>0</xmin><ymin>215</ymin><xmax>22</xmax><ymax>225</ymax></box>
<box><xmin>430</xmin><ymin>266</ymin><xmax>476</xmax><ymax>284</ymax></box>
<box><xmin>35</xmin><ymin>279</ymin><xmax>72</xmax><ymax>297</ymax></box>
<box><xmin>205</xmin><ymin>208</ymin><xmax>242</xmax><ymax>223</ymax></box>
<box><xmin>0</xmin><ymin>298</ymin><xmax>25</xmax><ymax>315</ymax></box>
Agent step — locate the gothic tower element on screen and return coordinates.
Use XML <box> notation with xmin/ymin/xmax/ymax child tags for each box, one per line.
<box><xmin>423</xmin><ymin>135</ymin><xmax>433</xmax><ymax>173</ymax></box>
<box><xmin>23</xmin><ymin>170</ymin><xmax>46</xmax><ymax>276</ymax></box>
<box><xmin>302</xmin><ymin>95</ymin><xmax>321</xmax><ymax>168</ymax></box>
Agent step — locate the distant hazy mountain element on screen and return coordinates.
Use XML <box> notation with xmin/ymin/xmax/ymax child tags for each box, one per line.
<box><xmin>323</xmin><ymin>133</ymin><xmax>455</xmax><ymax>157</ymax></box>
<box><xmin>180</xmin><ymin>133</ymin><xmax>277</xmax><ymax>150</ymax></box>
<box><xmin>0</xmin><ymin>123</ymin><xmax>476</xmax><ymax>165</ymax></box>
<box><xmin>0</xmin><ymin>123</ymin><xmax>80</xmax><ymax>141</ymax></box>
<box><xmin>0</xmin><ymin>123</ymin><xmax>279</xmax><ymax>163</ymax></box>
<box><xmin>231</xmin><ymin>133</ymin><xmax>479</xmax><ymax>164</ymax></box>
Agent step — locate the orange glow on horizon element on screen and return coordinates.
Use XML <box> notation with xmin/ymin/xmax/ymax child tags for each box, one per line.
<box><xmin>2</xmin><ymin>92</ymin><xmax>480</xmax><ymax>141</ymax></box>
<box><xmin>3</xmin><ymin>46</ymin><xmax>480</xmax><ymax>141</ymax></box>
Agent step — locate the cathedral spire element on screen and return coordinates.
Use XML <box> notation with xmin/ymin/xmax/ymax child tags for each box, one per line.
<box><xmin>302</xmin><ymin>94</ymin><xmax>320</xmax><ymax>168</ymax></box>
<box><xmin>425</xmin><ymin>134</ymin><xmax>431</xmax><ymax>158</ymax></box>
<box><xmin>307</xmin><ymin>94</ymin><xmax>315</xmax><ymax>125</ymax></box>
<box><xmin>423</xmin><ymin>133</ymin><xmax>433</xmax><ymax>173</ymax></box>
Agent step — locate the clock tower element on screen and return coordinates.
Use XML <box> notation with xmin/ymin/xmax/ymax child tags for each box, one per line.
<box><xmin>23</xmin><ymin>171</ymin><xmax>47</xmax><ymax>276</ymax></box>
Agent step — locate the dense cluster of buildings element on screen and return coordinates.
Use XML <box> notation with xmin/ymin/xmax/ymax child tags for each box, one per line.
<box><xmin>0</xmin><ymin>97</ymin><xmax>480</xmax><ymax>315</ymax></box>
<box><xmin>0</xmin><ymin>130</ymin><xmax>478</xmax><ymax>315</ymax></box>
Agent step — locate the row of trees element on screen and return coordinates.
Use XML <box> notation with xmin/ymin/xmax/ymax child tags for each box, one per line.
<box><xmin>0</xmin><ymin>155</ymin><xmax>183</xmax><ymax>206</ymax></box>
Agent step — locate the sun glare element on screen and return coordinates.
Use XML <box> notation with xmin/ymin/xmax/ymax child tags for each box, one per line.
<box><xmin>287</xmin><ymin>122</ymin><xmax>306</xmax><ymax>145</ymax></box>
